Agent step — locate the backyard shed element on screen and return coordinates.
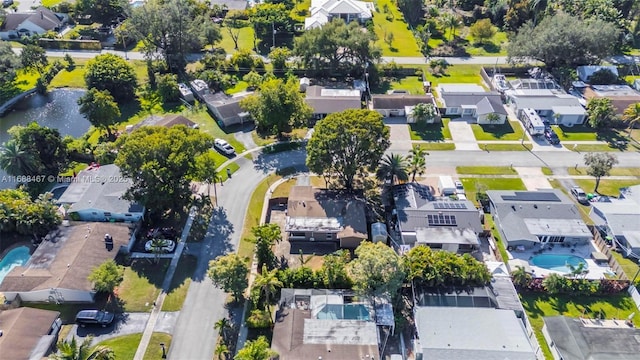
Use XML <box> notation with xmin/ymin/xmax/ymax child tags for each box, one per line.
<box><xmin>371</xmin><ymin>222</ymin><xmax>388</xmax><ymax>243</ymax></box>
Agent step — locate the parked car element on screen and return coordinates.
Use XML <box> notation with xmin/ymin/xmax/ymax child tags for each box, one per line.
<box><xmin>544</xmin><ymin>129</ymin><xmax>560</xmax><ymax>145</ymax></box>
<box><xmin>2</xmin><ymin>0</ymin><xmax>14</xmax><ymax>7</ymax></box>
<box><xmin>455</xmin><ymin>180</ymin><xmax>465</xmax><ymax>194</ymax></box>
<box><xmin>571</xmin><ymin>186</ymin><xmax>588</xmax><ymax>204</ymax></box>
<box><xmin>145</xmin><ymin>238</ymin><xmax>176</xmax><ymax>253</ymax></box>
<box><xmin>75</xmin><ymin>310</ymin><xmax>115</xmax><ymax>327</ymax></box>
<box><xmin>214</xmin><ymin>138</ymin><xmax>235</xmax><ymax>155</ymax></box>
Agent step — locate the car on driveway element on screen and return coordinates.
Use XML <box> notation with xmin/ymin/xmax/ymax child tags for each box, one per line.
<box><xmin>214</xmin><ymin>138</ymin><xmax>235</xmax><ymax>155</ymax></box>
<box><xmin>544</xmin><ymin>128</ymin><xmax>560</xmax><ymax>145</ymax></box>
<box><xmin>455</xmin><ymin>180</ymin><xmax>465</xmax><ymax>194</ymax></box>
<box><xmin>75</xmin><ymin>310</ymin><xmax>115</xmax><ymax>327</ymax></box>
<box><xmin>571</xmin><ymin>186</ymin><xmax>588</xmax><ymax>204</ymax></box>
<box><xmin>145</xmin><ymin>238</ymin><xmax>176</xmax><ymax>253</ymax></box>
<box><xmin>2</xmin><ymin>0</ymin><xmax>14</xmax><ymax>7</ymax></box>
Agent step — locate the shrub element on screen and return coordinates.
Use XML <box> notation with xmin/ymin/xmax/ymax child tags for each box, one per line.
<box><xmin>246</xmin><ymin>309</ymin><xmax>271</xmax><ymax>328</ymax></box>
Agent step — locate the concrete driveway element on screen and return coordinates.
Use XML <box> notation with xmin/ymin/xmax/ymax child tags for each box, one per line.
<box><xmin>69</xmin><ymin>312</ymin><xmax>179</xmax><ymax>346</ymax></box>
<box><xmin>385</xmin><ymin>118</ymin><xmax>412</xmax><ymax>153</ymax></box>
<box><xmin>448</xmin><ymin>121</ymin><xmax>479</xmax><ymax>151</ymax></box>
<box><xmin>514</xmin><ymin>167</ymin><xmax>553</xmax><ymax>190</ymax></box>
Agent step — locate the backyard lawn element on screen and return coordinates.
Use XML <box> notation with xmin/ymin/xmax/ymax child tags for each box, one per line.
<box><xmin>610</xmin><ymin>251</ymin><xmax>640</xmax><ymax>281</ymax></box>
<box><xmin>95</xmin><ymin>332</ymin><xmax>172</xmax><ymax>360</ymax></box>
<box><xmin>456</xmin><ymin>166</ymin><xmax>517</xmax><ymax>175</ymax></box>
<box><xmin>573</xmin><ymin>179</ymin><xmax>640</xmax><ymax>197</ymax></box>
<box><xmin>409</xmin><ymin>119</ymin><xmax>451</xmax><ymax>141</ymax></box>
<box><xmin>372</xmin><ymin>0</ymin><xmax>422</xmax><ymax>57</ymax></box>
<box><xmin>219</xmin><ymin>26</ymin><xmax>256</xmax><ymax>54</ymax></box>
<box><xmin>386</xmin><ymin>76</ymin><xmax>425</xmax><ymax>94</ymax></box>
<box><xmin>424</xmin><ymin>64</ymin><xmax>484</xmax><ymax>85</ymax></box>
<box><xmin>472</xmin><ymin>121</ymin><xmax>525</xmax><ymax>141</ymax></box>
<box><xmin>459</xmin><ymin>177</ymin><xmax>526</xmax><ymax>204</ymax></box>
<box><xmin>520</xmin><ymin>293</ymin><xmax>640</xmax><ymax>360</ymax></box>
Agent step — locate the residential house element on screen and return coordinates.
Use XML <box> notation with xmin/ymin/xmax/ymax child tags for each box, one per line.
<box><xmin>286</xmin><ymin>186</ymin><xmax>368</xmax><ymax>249</ymax></box>
<box><xmin>57</xmin><ymin>164</ymin><xmax>144</xmax><ymax>222</ymax></box>
<box><xmin>305</xmin><ymin>0</ymin><xmax>375</xmax><ymax>30</ymax></box>
<box><xmin>576</xmin><ymin>65</ymin><xmax>619</xmax><ymax>83</ymax></box>
<box><xmin>437</xmin><ymin>84</ymin><xmax>506</xmax><ymax>124</ymax></box>
<box><xmin>0</xmin><ymin>222</ymin><xmax>131</xmax><ymax>303</ymax></box>
<box><xmin>304</xmin><ymin>85</ymin><xmax>362</xmax><ymax>120</ymax></box>
<box><xmin>204</xmin><ymin>92</ymin><xmax>252</xmax><ymax>127</ymax></box>
<box><xmin>487</xmin><ymin>190</ymin><xmax>591</xmax><ymax>249</ymax></box>
<box><xmin>0</xmin><ymin>307</ymin><xmax>62</xmax><ymax>360</ymax></box>
<box><xmin>0</xmin><ymin>7</ymin><xmax>67</xmax><ymax>40</ymax></box>
<box><xmin>543</xmin><ymin>316</ymin><xmax>640</xmax><ymax>360</ymax></box>
<box><xmin>127</xmin><ymin>114</ymin><xmax>197</xmax><ymax>133</ymax></box>
<box><xmin>271</xmin><ymin>289</ymin><xmax>393</xmax><ymax>360</ymax></box>
<box><xmin>414</xmin><ymin>307</ymin><xmax>536</xmax><ymax>360</ymax></box>
<box><xmin>583</xmin><ymin>85</ymin><xmax>640</xmax><ymax>115</ymax></box>
<box><xmin>505</xmin><ymin>89</ymin><xmax>587</xmax><ymax>126</ymax></box>
<box><xmin>392</xmin><ymin>183</ymin><xmax>482</xmax><ymax>254</ymax></box>
<box><xmin>590</xmin><ymin>184</ymin><xmax>640</xmax><ymax>259</ymax></box>
<box><xmin>371</xmin><ymin>94</ymin><xmax>437</xmax><ymax>122</ymax></box>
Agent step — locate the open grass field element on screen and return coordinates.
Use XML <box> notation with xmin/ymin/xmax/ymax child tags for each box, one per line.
<box><xmin>409</xmin><ymin>119</ymin><xmax>451</xmax><ymax>141</ymax></box>
<box><xmin>520</xmin><ymin>293</ymin><xmax>640</xmax><ymax>360</ymax></box>
<box><xmin>372</xmin><ymin>0</ymin><xmax>422</xmax><ymax>57</ymax></box>
<box><xmin>219</xmin><ymin>26</ymin><xmax>256</xmax><ymax>54</ymax></box>
<box><xmin>465</xmin><ymin>31</ymin><xmax>508</xmax><ymax>56</ymax></box>
<box><xmin>459</xmin><ymin>177</ymin><xmax>526</xmax><ymax>204</ymax></box>
<box><xmin>423</xmin><ymin>64</ymin><xmax>484</xmax><ymax>85</ymax></box>
<box><xmin>456</xmin><ymin>166</ymin><xmax>517</xmax><ymax>175</ymax></box>
<box><xmin>573</xmin><ymin>179</ymin><xmax>640</xmax><ymax>197</ymax></box>
<box><xmin>472</xmin><ymin>121</ymin><xmax>525</xmax><ymax>141</ymax></box>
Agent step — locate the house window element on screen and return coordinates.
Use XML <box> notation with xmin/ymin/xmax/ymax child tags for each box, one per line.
<box><xmin>125</xmin><ymin>213</ymin><xmax>132</xmax><ymax>217</ymax></box>
<box><xmin>290</xmin><ymin>232</ymin><xmax>305</xmax><ymax>237</ymax></box>
<box><xmin>462</xmin><ymin>108</ymin><xmax>474</xmax><ymax>115</ymax></box>
<box><xmin>104</xmin><ymin>212</ymin><xmax>112</xmax><ymax>217</ymax></box>
<box><xmin>448</xmin><ymin>107</ymin><xmax>459</xmax><ymax>114</ymax></box>
<box><xmin>428</xmin><ymin>244</ymin><xmax>443</xmax><ymax>249</ymax></box>
<box><xmin>427</xmin><ymin>214</ymin><xmax>457</xmax><ymax>226</ymax></box>
<box><xmin>326</xmin><ymin>233</ymin><xmax>333</xmax><ymax>240</ymax></box>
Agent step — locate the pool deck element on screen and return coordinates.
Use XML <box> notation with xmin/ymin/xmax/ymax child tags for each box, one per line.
<box><xmin>507</xmin><ymin>241</ymin><xmax>613</xmax><ymax>280</ymax></box>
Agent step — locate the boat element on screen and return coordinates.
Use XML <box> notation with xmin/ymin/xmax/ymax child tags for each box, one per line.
<box><xmin>178</xmin><ymin>83</ymin><xmax>194</xmax><ymax>102</ymax></box>
<box><xmin>492</xmin><ymin>74</ymin><xmax>509</xmax><ymax>92</ymax></box>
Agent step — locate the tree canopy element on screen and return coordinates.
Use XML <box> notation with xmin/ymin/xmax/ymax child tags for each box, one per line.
<box><xmin>85</xmin><ymin>53</ymin><xmax>137</xmax><ymax>102</ymax></box>
<box><xmin>51</xmin><ymin>337</ymin><xmax>115</xmax><ymax>360</ymax></box>
<box><xmin>77</xmin><ymin>88</ymin><xmax>121</xmax><ymax>138</ymax></box>
<box><xmin>584</xmin><ymin>152</ymin><xmax>618</xmax><ymax>192</ymax></box>
<box><xmin>114</xmin><ymin>125</ymin><xmax>213</xmax><ymax>217</ymax></box>
<box><xmin>507</xmin><ymin>13</ymin><xmax>619</xmax><ymax>68</ymax></box>
<box><xmin>0</xmin><ymin>41</ymin><xmax>20</xmax><ymax>101</ymax></box>
<box><xmin>208</xmin><ymin>253</ymin><xmax>249</xmax><ymax>302</ymax></box>
<box><xmin>586</xmin><ymin>97</ymin><xmax>618</xmax><ymax>128</ymax></box>
<box><xmin>74</xmin><ymin>0</ymin><xmax>129</xmax><ymax>25</ymax></box>
<box><xmin>0</xmin><ymin>189</ymin><xmax>61</xmax><ymax>237</ymax></box>
<box><xmin>348</xmin><ymin>241</ymin><xmax>405</xmax><ymax>298</ymax></box>
<box><xmin>307</xmin><ymin>109</ymin><xmax>390</xmax><ymax>190</ymax></box>
<box><xmin>6</xmin><ymin>122</ymin><xmax>69</xmax><ymax>179</ymax></box>
<box><xmin>294</xmin><ymin>19</ymin><xmax>380</xmax><ymax>75</ymax></box>
<box><xmin>403</xmin><ymin>246</ymin><xmax>491</xmax><ymax>288</ymax></box>
<box><xmin>235</xmin><ymin>335</ymin><xmax>277</xmax><ymax>360</ymax></box>
<box><xmin>88</xmin><ymin>260</ymin><xmax>124</xmax><ymax>294</ymax></box>
<box><xmin>240</xmin><ymin>77</ymin><xmax>312</xmax><ymax>136</ymax></box>
<box><xmin>20</xmin><ymin>45</ymin><xmax>48</xmax><ymax>75</ymax></box>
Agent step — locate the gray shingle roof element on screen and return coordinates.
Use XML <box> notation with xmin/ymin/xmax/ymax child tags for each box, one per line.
<box><xmin>475</xmin><ymin>96</ymin><xmax>508</xmax><ymax>115</ymax></box>
<box><xmin>2</xmin><ymin>7</ymin><xmax>64</xmax><ymax>32</ymax></box>
<box><xmin>372</xmin><ymin>94</ymin><xmax>435</xmax><ymax>109</ymax></box>
<box><xmin>439</xmin><ymin>92</ymin><xmax>502</xmax><ymax>108</ymax></box>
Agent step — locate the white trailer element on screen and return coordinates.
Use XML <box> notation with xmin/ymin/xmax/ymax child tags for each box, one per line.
<box><xmin>519</xmin><ymin>108</ymin><xmax>545</xmax><ymax>136</ymax></box>
<box><xmin>438</xmin><ymin>176</ymin><xmax>456</xmax><ymax>196</ymax></box>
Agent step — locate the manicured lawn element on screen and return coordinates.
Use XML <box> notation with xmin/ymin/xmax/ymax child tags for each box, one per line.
<box><xmin>94</xmin><ymin>332</ymin><xmax>171</xmax><ymax>360</ymax></box>
<box><xmin>14</xmin><ymin>69</ymin><xmax>39</xmax><ymax>91</ymax></box>
<box><xmin>564</xmin><ymin>143</ymin><xmax>637</xmax><ymax>152</ymax></box>
<box><xmin>117</xmin><ymin>260</ymin><xmax>167</xmax><ymax>312</ymax></box>
<box><xmin>568</xmin><ymin>167</ymin><xmax>640</xmax><ymax>177</ymax></box>
<box><xmin>541</xmin><ymin>167</ymin><xmax>553</xmax><ymax>175</ymax></box>
<box><xmin>226</xmin><ymin>80</ymin><xmax>249</xmax><ymax>95</ymax></box>
<box><xmin>162</xmin><ymin>255</ymin><xmax>197</xmax><ymax>311</ymax></box>
<box><xmin>552</xmin><ymin>125</ymin><xmax>599</xmax><ymax>141</ymax></box>
<box><xmin>372</xmin><ymin>0</ymin><xmax>422</xmax><ymax>57</ymax></box>
<box><xmin>219</xmin><ymin>26</ymin><xmax>256</xmax><ymax>54</ymax></box>
<box><xmin>238</xmin><ymin>174</ymin><xmax>282</xmax><ymax>259</ymax></box>
<box><xmin>456</xmin><ymin>166</ymin><xmax>517</xmax><ymax>175</ymax></box>
<box><xmin>459</xmin><ymin>177</ymin><xmax>526</xmax><ymax>204</ymax></box>
<box><xmin>409</xmin><ymin>119</ymin><xmax>451</xmax><ymax>141</ymax></box>
<box><xmin>143</xmin><ymin>333</ymin><xmax>172</xmax><ymax>360</ymax></box>
<box><xmin>49</xmin><ymin>66</ymin><xmax>87</xmax><ymax>89</ymax></box>
<box><xmin>387</xmin><ymin>76</ymin><xmax>425</xmax><ymax>94</ymax></box>
<box><xmin>610</xmin><ymin>251</ymin><xmax>640</xmax><ymax>281</ymax></box>
<box><xmin>480</xmin><ymin>143</ymin><xmax>533</xmax><ymax>151</ymax></box>
<box><xmin>472</xmin><ymin>121</ymin><xmax>525</xmax><ymax>141</ymax></box>
<box><xmin>465</xmin><ymin>31</ymin><xmax>509</xmax><ymax>56</ymax></box>
<box><xmin>520</xmin><ymin>293</ymin><xmax>640</xmax><ymax>360</ymax></box>
<box><xmin>42</xmin><ymin>0</ymin><xmax>63</xmax><ymax>6</ymax></box>
<box><xmin>573</xmin><ymin>179</ymin><xmax>640</xmax><ymax>197</ymax></box>
<box><xmin>415</xmin><ymin>142</ymin><xmax>456</xmax><ymax>151</ymax></box>
<box><xmin>424</xmin><ymin>64</ymin><xmax>484</xmax><ymax>85</ymax></box>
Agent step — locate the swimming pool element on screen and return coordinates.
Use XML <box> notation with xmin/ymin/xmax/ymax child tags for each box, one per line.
<box><xmin>530</xmin><ymin>254</ymin><xmax>588</xmax><ymax>273</ymax></box>
<box><xmin>0</xmin><ymin>246</ymin><xmax>31</xmax><ymax>284</ymax></box>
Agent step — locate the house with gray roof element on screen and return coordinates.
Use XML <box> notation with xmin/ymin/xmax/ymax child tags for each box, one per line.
<box><xmin>204</xmin><ymin>92</ymin><xmax>252</xmax><ymax>127</ymax></box>
<box><xmin>414</xmin><ymin>306</ymin><xmax>536</xmax><ymax>360</ymax></box>
<box><xmin>0</xmin><ymin>307</ymin><xmax>62</xmax><ymax>360</ymax></box>
<box><xmin>392</xmin><ymin>183</ymin><xmax>482</xmax><ymax>254</ymax></box>
<box><xmin>437</xmin><ymin>87</ymin><xmax>507</xmax><ymax>124</ymax></box>
<box><xmin>576</xmin><ymin>65</ymin><xmax>619</xmax><ymax>83</ymax></box>
<box><xmin>371</xmin><ymin>94</ymin><xmax>438</xmax><ymax>123</ymax></box>
<box><xmin>543</xmin><ymin>316</ymin><xmax>640</xmax><ymax>360</ymax></box>
<box><xmin>487</xmin><ymin>190</ymin><xmax>591</xmax><ymax>249</ymax></box>
<box><xmin>304</xmin><ymin>85</ymin><xmax>362</xmax><ymax>120</ymax></box>
<box><xmin>57</xmin><ymin>164</ymin><xmax>144</xmax><ymax>222</ymax></box>
<box><xmin>590</xmin><ymin>184</ymin><xmax>640</xmax><ymax>259</ymax></box>
<box><xmin>0</xmin><ymin>7</ymin><xmax>68</xmax><ymax>40</ymax></box>
<box><xmin>505</xmin><ymin>89</ymin><xmax>586</xmax><ymax>126</ymax></box>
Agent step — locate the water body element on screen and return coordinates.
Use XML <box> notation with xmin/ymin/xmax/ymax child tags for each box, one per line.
<box><xmin>0</xmin><ymin>89</ymin><xmax>90</xmax><ymax>189</ymax></box>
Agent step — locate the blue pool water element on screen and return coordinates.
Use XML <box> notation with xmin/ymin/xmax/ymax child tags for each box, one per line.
<box><xmin>531</xmin><ymin>254</ymin><xmax>588</xmax><ymax>273</ymax></box>
<box><xmin>0</xmin><ymin>246</ymin><xmax>31</xmax><ymax>284</ymax></box>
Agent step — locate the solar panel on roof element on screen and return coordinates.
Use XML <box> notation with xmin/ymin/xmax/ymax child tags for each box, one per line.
<box><xmin>502</xmin><ymin>192</ymin><xmax>561</xmax><ymax>202</ymax></box>
<box><xmin>433</xmin><ymin>202</ymin><xmax>468</xmax><ymax>210</ymax></box>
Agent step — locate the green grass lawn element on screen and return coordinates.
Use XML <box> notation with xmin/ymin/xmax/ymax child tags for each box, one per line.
<box><xmin>162</xmin><ymin>255</ymin><xmax>197</xmax><ymax>311</ymax></box>
<box><xmin>479</xmin><ymin>143</ymin><xmax>533</xmax><ymax>151</ymax></box>
<box><xmin>41</xmin><ymin>0</ymin><xmax>63</xmax><ymax>7</ymax></box>
<box><xmin>485</xmin><ymin>214</ymin><xmax>509</xmax><ymax>263</ymax></box>
<box><xmin>14</xmin><ymin>69</ymin><xmax>39</xmax><ymax>91</ymax></box>
<box><xmin>520</xmin><ymin>293</ymin><xmax>640</xmax><ymax>360</ymax></box>
<box><xmin>94</xmin><ymin>332</ymin><xmax>172</xmax><ymax>360</ymax></box>
<box><xmin>372</xmin><ymin>0</ymin><xmax>422</xmax><ymax>57</ymax></box>
<box><xmin>573</xmin><ymin>179</ymin><xmax>640</xmax><ymax>196</ymax></box>
<box><xmin>49</xmin><ymin>66</ymin><xmax>87</xmax><ymax>89</ymax></box>
<box><xmin>610</xmin><ymin>251</ymin><xmax>640</xmax><ymax>280</ymax></box>
<box><xmin>409</xmin><ymin>119</ymin><xmax>451</xmax><ymax>141</ymax></box>
<box><xmin>460</xmin><ymin>177</ymin><xmax>526</xmax><ymax>204</ymax></box>
<box><xmin>238</xmin><ymin>174</ymin><xmax>282</xmax><ymax>259</ymax></box>
<box><xmin>472</xmin><ymin>121</ymin><xmax>525</xmax><ymax>141</ymax></box>
<box><xmin>387</xmin><ymin>76</ymin><xmax>425</xmax><ymax>94</ymax></box>
<box><xmin>456</xmin><ymin>166</ymin><xmax>517</xmax><ymax>175</ymax></box>
<box><xmin>424</xmin><ymin>64</ymin><xmax>484</xmax><ymax>85</ymax></box>
<box><xmin>219</xmin><ymin>26</ymin><xmax>256</xmax><ymax>54</ymax></box>
<box><xmin>465</xmin><ymin>31</ymin><xmax>508</xmax><ymax>56</ymax></box>
<box><xmin>251</xmin><ymin>128</ymin><xmax>309</xmax><ymax>146</ymax></box>
<box><xmin>568</xmin><ymin>167</ymin><xmax>640</xmax><ymax>177</ymax></box>
<box><xmin>541</xmin><ymin>167</ymin><xmax>553</xmax><ymax>176</ymax></box>
<box><xmin>226</xmin><ymin>80</ymin><xmax>249</xmax><ymax>95</ymax></box>
<box><xmin>415</xmin><ymin>142</ymin><xmax>456</xmax><ymax>150</ymax></box>
<box><xmin>564</xmin><ymin>143</ymin><xmax>638</xmax><ymax>152</ymax></box>
<box><xmin>118</xmin><ymin>260</ymin><xmax>167</xmax><ymax>312</ymax></box>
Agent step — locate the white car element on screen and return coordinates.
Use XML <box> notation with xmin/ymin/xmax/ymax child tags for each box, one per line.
<box><xmin>455</xmin><ymin>180</ymin><xmax>465</xmax><ymax>194</ymax></box>
<box><xmin>145</xmin><ymin>238</ymin><xmax>176</xmax><ymax>253</ymax></box>
<box><xmin>214</xmin><ymin>138</ymin><xmax>235</xmax><ymax>155</ymax></box>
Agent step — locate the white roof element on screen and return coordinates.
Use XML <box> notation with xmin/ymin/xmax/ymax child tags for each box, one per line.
<box><xmin>551</xmin><ymin>106</ymin><xmax>586</xmax><ymax>115</ymax></box>
<box><xmin>306</xmin><ymin>0</ymin><xmax>373</xmax><ymax>29</ymax></box>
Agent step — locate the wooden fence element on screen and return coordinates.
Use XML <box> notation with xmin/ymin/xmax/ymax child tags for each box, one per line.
<box><xmin>590</xmin><ymin>225</ymin><xmax>629</xmax><ymax>280</ymax></box>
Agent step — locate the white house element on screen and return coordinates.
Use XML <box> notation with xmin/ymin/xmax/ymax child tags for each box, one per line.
<box><xmin>0</xmin><ymin>7</ymin><xmax>67</xmax><ymax>40</ymax></box>
<box><xmin>437</xmin><ymin>84</ymin><xmax>506</xmax><ymax>124</ymax></box>
<box><xmin>371</xmin><ymin>94</ymin><xmax>437</xmax><ymax>122</ymax></box>
<box><xmin>505</xmin><ymin>89</ymin><xmax>586</xmax><ymax>126</ymax></box>
<box><xmin>57</xmin><ymin>164</ymin><xmax>145</xmax><ymax>222</ymax></box>
<box><xmin>0</xmin><ymin>223</ymin><xmax>131</xmax><ymax>303</ymax></box>
<box><xmin>304</xmin><ymin>85</ymin><xmax>362</xmax><ymax>120</ymax></box>
<box><xmin>305</xmin><ymin>0</ymin><xmax>375</xmax><ymax>30</ymax></box>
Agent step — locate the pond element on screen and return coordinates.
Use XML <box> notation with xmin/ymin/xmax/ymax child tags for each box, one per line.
<box><xmin>0</xmin><ymin>89</ymin><xmax>89</xmax><ymax>189</ymax></box>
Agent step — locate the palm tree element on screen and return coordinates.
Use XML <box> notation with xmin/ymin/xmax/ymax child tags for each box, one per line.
<box><xmin>149</xmin><ymin>237</ymin><xmax>167</xmax><ymax>264</ymax></box>
<box><xmin>0</xmin><ymin>140</ymin><xmax>37</xmax><ymax>176</ymax></box>
<box><xmin>51</xmin><ymin>337</ymin><xmax>115</xmax><ymax>360</ymax></box>
<box><xmin>235</xmin><ymin>336</ymin><xmax>277</xmax><ymax>360</ymax></box>
<box><xmin>214</xmin><ymin>317</ymin><xmax>231</xmax><ymax>342</ymax></box>
<box><xmin>253</xmin><ymin>265</ymin><xmax>283</xmax><ymax>312</ymax></box>
<box><xmin>407</xmin><ymin>146</ymin><xmax>428</xmax><ymax>182</ymax></box>
<box><xmin>214</xmin><ymin>343</ymin><xmax>230</xmax><ymax>360</ymax></box>
<box><xmin>622</xmin><ymin>102</ymin><xmax>640</xmax><ymax>136</ymax></box>
<box><xmin>376</xmin><ymin>154</ymin><xmax>409</xmax><ymax>186</ymax></box>
<box><xmin>411</xmin><ymin>103</ymin><xmax>437</xmax><ymax>124</ymax></box>
<box><xmin>441</xmin><ymin>13</ymin><xmax>461</xmax><ymax>42</ymax></box>
<box><xmin>511</xmin><ymin>266</ymin><xmax>532</xmax><ymax>288</ymax></box>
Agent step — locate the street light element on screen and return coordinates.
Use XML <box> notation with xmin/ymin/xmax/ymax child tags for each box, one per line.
<box><xmin>160</xmin><ymin>343</ymin><xmax>166</xmax><ymax>359</ymax></box>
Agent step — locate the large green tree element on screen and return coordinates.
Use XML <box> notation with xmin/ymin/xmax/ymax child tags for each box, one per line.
<box><xmin>307</xmin><ymin>109</ymin><xmax>390</xmax><ymax>190</ymax></box>
<box><xmin>622</xmin><ymin>102</ymin><xmax>640</xmax><ymax>134</ymax></box>
<box><xmin>77</xmin><ymin>88</ymin><xmax>121</xmax><ymax>139</ymax></box>
<box><xmin>403</xmin><ymin>246</ymin><xmax>491</xmax><ymax>288</ymax></box>
<box><xmin>586</xmin><ymin>97</ymin><xmax>618</xmax><ymax>128</ymax></box>
<box><xmin>88</xmin><ymin>260</ymin><xmax>124</xmax><ymax>296</ymax></box>
<box><xmin>294</xmin><ymin>19</ymin><xmax>380</xmax><ymax>75</ymax></box>
<box><xmin>85</xmin><ymin>53</ymin><xmax>137</xmax><ymax>102</ymax></box>
<box><xmin>583</xmin><ymin>152</ymin><xmax>618</xmax><ymax>192</ymax></box>
<box><xmin>240</xmin><ymin>77</ymin><xmax>312</xmax><ymax>136</ymax></box>
<box><xmin>208</xmin><ymin>253</ymin><xmax>250</xmax><ymax>302</ymax></box>
<box><xmin>20</xmin><ymin>45</ymin><xmax>48</xmax><ymax>75</ymax></box>
<box><xmin>376</xmin><ymin>154</ymin><xmax>409</xmax><ymax>186</ymax></box>
<box><xmin>6</xmin><ymin>122</ymin><xmax>69</xmax><ymax>179</ymax></box>
<box><xmin>318</xmin><ymin>249</ymin><xmax>352</xmax><ymax>288</ymax></box>
<box><xmin>0</xmin><ymin>189</ymin><xmax>62</xmax><ymax>237</ymax></box>
<box><xmin>0</xmin><ymin>140</ymin><xmax>37</xmax><ymax>176</ymax></box>
<box><xmin>74</xmin><ymin>0</ymin><xmax>129</xmax><ymax>25</ymax></box>
<box><xmin>114</xmin><ymin>125</ymin><xmax>213</xmax><ymax>217</ymax></box>
<box><xmin>235</xmin><ymin>336</ymin><xmax>277</xmax><ymax>360</ymax></box>
<box><xmin>507</xmin><ymin>13</ymin><xmax>619</xmax><ymax>68</ymax></box>
<box><xmin>348</xmin><ymin>241</ymin><xmax>405</xmax><ymax>298</ymax></box>
<box><xmin>253</xmin><ymin>265</ymin><xmax>283</xmax><ymax>312</ymax></box>
<box><xmin>251</xmin><ymin>224</ymin><xmax>281</xmax><ymax>271</ymax></box>
<box><xmin>247</xmin><ymin>3</ymin><xmax>291</xmax><ymax>48</ymax></box>
<box><xmin>0</xmin><ymin>40</ymin><xmax>21</xmax><ymax>102</ymax></box>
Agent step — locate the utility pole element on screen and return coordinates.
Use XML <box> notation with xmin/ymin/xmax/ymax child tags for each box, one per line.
<box><xmin>272</xmin><ymin>21</ymin><xmax>276</xmax><ymax>50</ymax></box>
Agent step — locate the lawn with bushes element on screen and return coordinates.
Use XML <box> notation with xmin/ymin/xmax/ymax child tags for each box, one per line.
<box><xmin>372</xmin><ymin>0</ymin><xmax>422</xmax><ymax>57</ymax></box>
<box><xmin>117</xmin><ymin>260</ymin><xmax>167</xmax><ymax>312</ymax></box>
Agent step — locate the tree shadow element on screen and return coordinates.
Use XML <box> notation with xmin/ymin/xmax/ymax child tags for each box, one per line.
<box><xmin>472</xmin><ymin>42</ymin><xmax>500</xmax><ymax>54</ymax></box>
<box><xmin>166</xmin><ymin>255</ymin><xmax>197</xmax><ymax>293</ymax></box>
<box><xmin>192</xmin><ymin>207</ymin><xmax>235</xmax><ymax>281</ymax></box>
<box><xmin>409</xmin><ymin>122</ymin><xmax>446</xmax><ymax>141</ymax></box>
<box><xmin>252</xmin><ymin>147</ymin><xmax>308</xmax><ymax>174</ymax></box>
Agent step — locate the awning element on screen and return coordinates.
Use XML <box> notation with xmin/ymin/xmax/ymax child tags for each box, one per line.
<box><xmin>591</xmin><ymin>252</ymin><xmax>608</xmax><ymax>262</ymax></box>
